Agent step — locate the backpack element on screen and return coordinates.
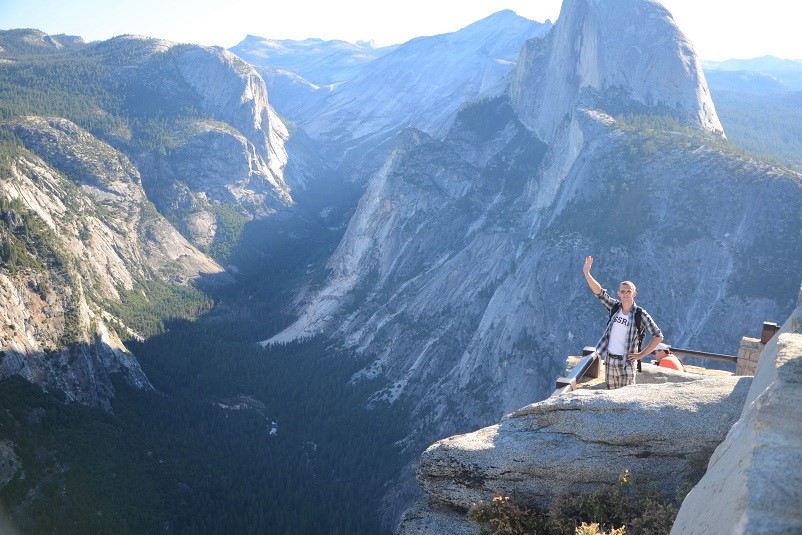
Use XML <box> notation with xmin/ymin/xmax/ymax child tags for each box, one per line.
<box><xmin>608</xmin><ymin>303</ymin><xmax>646</xmax><ymax>371</ymax></box>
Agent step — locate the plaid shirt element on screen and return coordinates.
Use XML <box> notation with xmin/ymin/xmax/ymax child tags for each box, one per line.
<box><xmin>593</xmin><ymin>288</ymin><xmax>663</xmax><ymax>357</ymax></box>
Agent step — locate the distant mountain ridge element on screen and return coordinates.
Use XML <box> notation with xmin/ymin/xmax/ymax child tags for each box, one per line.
<box><xmin>230</xmin><ymin>35</ymin><xmax>398</xmax><ymax>87</ymax></box>
<box><xmin>0</xmin><ymin>28</ymin><xmax>85</xmax><ymax>54</ymax></box>
<box><xmin>704</xmin><ymin>55</ymin><xmax>802</xmax><ymax>72</ymax></box>
<box><xmin>703</xmin><ymin>55</ymin><xmax>802</xmax><ymax>93</ymax></box>
<box><xmin>700</xmin><ymin>54</ymin><xmax>802</xmax><ymax>169</ymax></box>
<box><xmin>243</xmin><ymin>10</ymin><xmax>552</xmax><ymax>156</ymax></box>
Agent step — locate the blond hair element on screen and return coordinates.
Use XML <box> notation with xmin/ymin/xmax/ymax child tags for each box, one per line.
<box><xmin>620</xmin><ymin>280</ymin><xmax>637</xmax><ymax>291</ymax></box>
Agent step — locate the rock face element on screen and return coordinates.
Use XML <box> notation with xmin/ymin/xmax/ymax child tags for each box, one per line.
<box><xmin>8</xmin><ymin>117</ymin><xmax>221</xmax><ymax>286</ymax></box>
<box><xmin>249</xmin><ymin>67</ymin><xmax>326</xmax><ymax>126</ymax></box>
<box><xmin>100</xmin><ymin>36</ymin><xmax>295</xmax><ymax>243</ymax></box>
<box><xmin>134</xmin><ymin>118</ymin><xmax>290</xmax><ymax>247</ymax></box>
<box><xmin>0</xmin><ymin>116</ymin><xmax>223</xmax><ymax>407</ymax></box>
<box><xmin>171</xmin><ymin>43</ymin><xmax>290</xmax><ymax>186</ymax></box>
<box><xmin>671</xmin><ymin>291</ymin><xmax>802</xmax><ymax>534</ymax></box>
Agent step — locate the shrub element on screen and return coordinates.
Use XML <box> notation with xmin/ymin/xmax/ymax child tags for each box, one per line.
<box><xmin>576</xmin><ymin>522</ymin><xmax>626</xmax><ymax>535</ymax></box>
<box><xmin>469</xmin><ymin>495</ymin><xmax>548</xmax><ymax>535</ymax></box>
<box><xmin>468</xmin><ymin>471</ymin><xmax>679</xmax><ymax>535</ymax></box>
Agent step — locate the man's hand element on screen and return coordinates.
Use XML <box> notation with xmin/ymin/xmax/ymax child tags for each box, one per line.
<box><xmin>583</xmin><ymin>256</ymin><xmax>602</xmax><ymax>295</ymax></box>
<box><xmin>583</xmin><ymin>256</ymin><xmax>593</xmax><ymax>274</ymax></box>
<box><xmin>631</xmin><ymin>338</ymin><xmax>663</xmax><ymax>362</ymax></box>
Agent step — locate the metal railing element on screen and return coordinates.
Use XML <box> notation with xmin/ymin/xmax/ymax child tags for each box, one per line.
<box><xmin>551</xmin><ymin>346</ymin><xmax>599</xmax><ymax>397</ymax></box>
<box><xmin>667</xmin><ymin>347</ymin><xmax>736</xmax><ymax>364</ymax></box>
<box><xmin>549</xmin><ymin>321</ymin><xmax>780</xmax><ymax>398</ymax></box>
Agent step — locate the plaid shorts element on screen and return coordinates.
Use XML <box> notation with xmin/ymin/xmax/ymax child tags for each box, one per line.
<box><xmin>605</xmin><ymin>354</ymin><xmax>636</xmax><ymax>389</ymax></box>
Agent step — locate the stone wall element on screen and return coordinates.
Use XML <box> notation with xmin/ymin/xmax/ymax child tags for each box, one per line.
<box><xmin>736</xmin><ymin>336</ymin><xmax>762</xmax><ymax>375</ymax></box>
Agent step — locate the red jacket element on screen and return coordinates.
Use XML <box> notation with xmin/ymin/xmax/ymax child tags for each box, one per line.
<box><xmin>658</xmin><ymin>355</ymin><xmax>684</xmax><ymax>371</ymax></box>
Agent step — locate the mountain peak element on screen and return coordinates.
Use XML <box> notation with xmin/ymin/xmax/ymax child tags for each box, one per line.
<box><xmin>454</xmin><ymin>9</ymin><xmax>551</xmax><ymax>38</ymax></box>
<box><xmin>510</xmin><ymin>0</ymin><xmax>723</xmax><ymax>141</ymax></box>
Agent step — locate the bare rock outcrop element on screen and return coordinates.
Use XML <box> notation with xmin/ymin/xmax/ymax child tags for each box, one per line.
<box><xmin>414</xmin><ymin>373</ymin><xmax>750</xmax><ymax>513</ymax></box>
<box><xmin>671</xmin><ymin>292</ymin><xmax>802</xmax><ymax>534</ymax></box>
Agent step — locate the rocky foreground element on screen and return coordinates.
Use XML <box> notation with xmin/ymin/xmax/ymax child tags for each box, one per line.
<box><xmin>399</xmin><ymin>289</ymin><xmax>802</xmax><ymax>534</ymax></box>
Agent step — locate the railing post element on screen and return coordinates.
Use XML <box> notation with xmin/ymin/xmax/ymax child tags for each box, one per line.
<box><xmin>555</xmin><ymin>377</ymin><xmax>577</xmax><ymax>391</ymax></box>
<box><xmin>583</xmin><ymin>346</ymin><xmax>600</xmax><ymax>378</ymax></box>
<box><xmin>760</xmin><ymin>322</ymin><xmax>780</xmax><ymax>344</ymax></box>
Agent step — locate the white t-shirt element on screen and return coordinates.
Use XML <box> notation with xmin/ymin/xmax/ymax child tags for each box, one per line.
<box><xmin>608</xmin><ymin>309</ymin><xmax>630</xmax><ymax>355</ymax></box>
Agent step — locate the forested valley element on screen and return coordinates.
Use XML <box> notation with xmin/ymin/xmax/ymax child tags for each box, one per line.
<box><xmin>0</xmin><ymin>181</ymin><xmax>412</xmax><ymax>534</ymax></box>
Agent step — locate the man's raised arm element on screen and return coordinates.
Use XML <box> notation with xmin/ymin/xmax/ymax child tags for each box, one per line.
<box><xmin>583</xmin><ymin>256</ymin><xmax>602</xmax><ymax>295</ymax></box>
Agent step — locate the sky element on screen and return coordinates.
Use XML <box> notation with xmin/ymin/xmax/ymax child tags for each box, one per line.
<box><xmin>1</xmin><ymin>0</ymin><xmax>801</xmax><ymax>61</ymax></box>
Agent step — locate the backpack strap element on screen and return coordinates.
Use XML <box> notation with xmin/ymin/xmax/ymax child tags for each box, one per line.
<box><xmin>607</xmin><ymin>302</ymin><xmax>622</xmax><ymax>323</ymax></box>
<box><xmin>633</xmin><ymin>306</ymin><xmax>646</xmax><ymax>350</ymax></box>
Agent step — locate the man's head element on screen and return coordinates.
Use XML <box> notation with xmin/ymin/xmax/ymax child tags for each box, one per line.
<box><xmin>653</xmin><ymin>342</ymin><xmax>671</xmax><ymax>360</ymax></box>
<box><xmin>617</xmin><ymin>281</ymin><xmax>637</xmax><ymax>304</ymax></box>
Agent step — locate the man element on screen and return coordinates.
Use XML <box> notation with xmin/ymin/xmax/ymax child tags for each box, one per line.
<box><xmin>652</xmin><ymin>343</ymin><xmax>685</xmax><ymax>371</ymax></box>
<box><xmin>583</xmin><ymin>256</ymin><xmax>663</xmax><ymax>389</ymax></box>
